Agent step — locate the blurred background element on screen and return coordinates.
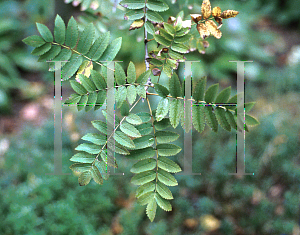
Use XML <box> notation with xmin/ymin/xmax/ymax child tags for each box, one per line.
<box><xmin>0</xmin><ymin>0</ymin><xmax>299</xmax><ymax>234</ymax></box>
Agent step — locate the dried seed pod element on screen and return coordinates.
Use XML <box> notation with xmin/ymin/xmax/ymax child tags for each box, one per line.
<box><xmin>190</xmin><ymin>14</ymin><xmax>202</xmax><ymax>23</ymax></box>
<box><xmin>205</xmin><ymin>20</ymin><xmax>222</xmax><ymax>39</ymax></box>
<box><xmin>152</xmin><ymin>68</ymin><xmax>161</xmax><ymax>76</ymax></box>
<box><xmin>212</xmin><ymin>7</ymin><xmax>221</xmax><ymax>17</ymax></box>
<box><xmin>201</xmin><ymin>0</ymin><xmax>211</xmax><ymax>20</ymax></box>
<box><xmin>221</xmin><ymin>10</ymin><xmax>239</xmax><ymax>19</ymax></box>
<box><xmin>197</xmin><ymin>23</ymin><xmax>210</xmax><ymax>39</ymax></box>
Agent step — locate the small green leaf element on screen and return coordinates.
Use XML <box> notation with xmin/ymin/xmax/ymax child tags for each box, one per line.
<box><xmin>146</xmin><ymin>0</ymin><xmax>169</xmax><ymax>12</ymax></box>
<box><xmin>91</xmin><ymin>70</ymin><xmax>106</xmax><ymax>90</ymax></box>
<box><xmin>95</xmin><ymin>90</ymin><xmax>106</xmax><ymax>111</ymax></box>
<box><xmin>156</xmin><ymin>181</ymin><xmax>173</xmax><ymax>199</ymax></box>
<box><xmin>154</xmin><ymin>34</ymin><xmax>171</xmax><ymax>47</ymax></box>
<box><xmin>22</xmin><ymin>35</ymin><xmax>45</xmax><ymax>47</ymax></box>
<box><xmin>70</xmin><ymin>80</ymin><xmax>87</xmax><ymax>95</ymax></box>
<box><xmin>192</xmin><ymin>104</ymin><xmax>205</xmax><ymax>133</ymax></box>
<box><xmin>215</xmin><ymin>107</ymin><xmax>231</xmax><ymax>131</ymax></box>
<box><xmin>136</xmin><ymin>85</ymin><xmax>146</xmax><ymax>98</ymax></box>
<box><xmin>94</xmin><ymin>160</ymin><xmax>108</xmax><ymax>180</ymax></box>
<box><xmin>225</xmin><ymin>110</ymin><xmax>236</xmax><ymax>130</ymax></box>
<box><xmin>204</xmin><ymin>106</ymin><xmax>218</xmax><ymax>132</ymax></box>
<box><xmin>215</xmin><ymin>86</ymin><xmax>231</xmax><ymax>104</ymax></box>
<box><xmin>245</xmin><ymin>102</ymin><xmax>256</xmax><ymax>113</ymax></box>
<box><xmin>49</xmin><ymin>48</ymin><xmax>72</xmax><ymax>71</ymax></box>
<box><xmin>126</xmin><ymin>113</ymin><xmax>143</xmax><ymax>125</ymax></box>
<box><xmin>170</xmin><ymin>43</ymin><xmax>189</xmax><ymax>54</ymax></box>
<box><xmin>120</xmin><ymin>122</ymin><xmax>141</xmax><ymax>138</ymax></box>
<box><xmin>145</xmin><ymin>21</ymin><xmax>155</xmax><ymax>35</ymax></box>
<box><xmin>163</xmin><ymin>64</ymin><xmax>172</xmax><ymax>78</ymax></box>
<box><xmin>78</xmin><ymin>171</ymin><xmax>92</xmax><ymax>186</ymax></box>
<box><xmin>91</xmin><ymin>165</ymin><xmax>103</xmax><ymax>184</ymax></box>
<box><xmin>127</xmin><ymin>147</ymin><xmax>156</xmax><ymax>161</ymax></box>
<box><xmin>125</xmin><ymin>9</ymin><xmax>145</xmax><ymax>20</ymax></box>
<box><xmin>245</xmin><ymin>114</ymin><xmax>260</xmax><ymax>126</ymax></box>
<box><xmin>136</xmin><ymin>70</ymin><xmax>151</xmax><ymax>85</ymax></box>
<box><xmin>157</xmin><ymin>169</ymin><xmax>178</xmax><ymax>186</ymax></box>
<box><xmin>75</xmin><ymin>143</ymin><xmax>102</xmax><ymax>154</ymax></box>
<box><xmin>130</xmin><ymin>158</ymin><xmax>156</xmax><ymax>173</ymax></box>
<box><xmin>64</xmin><ymin>93</ymin><xmax>82</xmax><ymax>105</ymax></box>
<box><xmin>205</xmin><ymin>83</ymin><xmax>219</xmax><ymax>103</ymax></box>
<box><xmin>65</xmin><ymin>16</ymin><xmax>79</xmax><ymax>49</ymax></box>
<box><xmin>154</xmin><ymin>83</ymin><xmax>169</xmax><ymax>98</ymax></box>
<box><xmin>37</xmin><ymin>45</ymin><xmax>61</xmax><ymax>62</ymax></box>
<box><xmin>156</xmin><ymin>98</ymin><xmax>169</xmax><ymax>122</ymax></box>
<box><xmin>158</xmin><ymin>156</ymin><xmax>181</xmax><ymax>173</ymax></box>
<box><xmin>147</xmin><ymin>197</ymin><xmax>157</xmax><ymax>222</ymax></box>
<box><xmin>127</xmin><ymin>85</ymin><xmax>137</xmax><ymax>105</ymax></box>
<box><xmin>115</xmin><ymin>131</ymin><xmax>135</xmax><ymax>148</ymax></box>
<box><xmin>146</xmin><ymin>10</ymin><xmax>164</xmax><ymax>23</ymax></box>
<box><xmin>70</xmin><ymin>163</ymin><xmax>92</xmax><ymax>173</ymax></box>
<box><xmin>137</xmin><ymin>192</ymin><xmax>155</xmax><ymax>205</ymax></box>
<box><xmin>79</xmin><ymin>74</ymin><xmax>97</xmax><ymax>93</ymax></box>
<box><xmin>86</xmin><ymin>31</ymin><xmax>110</xmax><ymax>61</ymax></box>
<box><xmin>132</xmin><ymin>135</ymin><xmax>155</xmax><ymax>150</ymax></box>
<box><xmin>136</xmin><ymin>182</ymin><xmax>156</xmax><ymax>198</ymax></box>
<box><xmin>136</xmin><ymin>112</ymin><xmax>151</xmax><ymax>123</ymax></box>
<box><xmin>62</xmin><ymin>54</ymin><xmax>83</xmax><ymax>80</ymax></box>
<box><xmin>81</xmin><ymin>133</ymin><xmax>106</xmax><ymax>145</ymax></box>
<box><xmin>159</xmin><ymin>28</ymin><xmax>173</xmax><ymax>41</ymax></box>
<box><xmin>119</xmin><ymin>0</ymin><xmax>144</xmax><ymax>9</ymax></box>
<box><xmin>31</xmin><ymin>43</ymin><xmax>51</xmax><ymax>56</ymax></box>
<box><xmin>36</xmin><ymin>23</ymin><xmax>53</xmax><ymax>42</ymax></box>
<box><xmin>164</xmin><ymin>23</ymin><xmax>175</xmax><ymax>35</ymax></box>
<box><xmin>77</xmin><ymin>95</ymin><xmax>88</xmax><ymax>111</ymax></box>
<box><xmin>99</xmin><ymin>37</ymin><xmax>122</xmax><ymax>61</ymax></box>
<box><xmin>115</xmin><ymin>63</ymin><xmax>126</xmax><ymax>85</ymax></box>
<box><xmin>136</xmin><ymin>123</ymin><xmax>153</xmax><ymax>135</ymax></box>
<box><xmin>155</xmin><ymin>130</ymin><xmax>179</xmax><ymax>143</ymax></box>
<box><xmin>77</xmin><ymin>22</ymin><xmax>95</xmax><ymax>54</ymax></box>
<box><xmin>116</xmin><ymin>86</ymin><xmax>127</xmax><ymax>108</ymax></box>
<box><xmin>174</xmin><ymin>34</ymin><xmax>191</xmax><ymax>43</ymax></box>
<box><xmin>155</xmin><ymin>193</ymin><xmax>172</xmax><ymax>211</ymax></box>
<box><xmin>169</xmin><ymin>99</ymin><xmax>182</xmax><ymax>128</ymax></box>
<box><xmin>120</xmin><ymin>101</ymin><xmax>130</xmax><ymax>116</ymax></box>
<box><xmin>192</xmin><ymin>76</ymin><xmax>206</xmax><ymax>103</ymax></box>
<box><xmin>70</xmin><ymin>152</ymin><xmax>95</xmax><ymax>163</ymax></box>
<box><xmin>131</xmin><ymin>170</ymin><xmax>156</xmax><ymax>185</ymax></box>
<box><xmin>157</xmin><ymin>144</ymin><xmax>181</xmax><ymax>156</ymax></box>
<box><xmin>127</xmin><ymin>61</ymin><xmax>136</xmax><ymax>83</ymax></box>
<box><xmin>54</xmin><ymin>15</ymin><xmax>66</xmax><ymax>44</ymax></box>
<box><xmin>154</xmin><ymin>118</ymin><xmax>170</xmax><ymax>130</ymax></box>
<box><xmin>91</xmin><ymin>120</ymin><xmax>107</xmax><ymax>134</ymax></box>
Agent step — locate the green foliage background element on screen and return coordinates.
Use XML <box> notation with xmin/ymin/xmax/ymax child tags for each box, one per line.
<box><xmin>0</xmin><ymin>0</ymin><xmax>300</xmax><ymax>234</ymax></box>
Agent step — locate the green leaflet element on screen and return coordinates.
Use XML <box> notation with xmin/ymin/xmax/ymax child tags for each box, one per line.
<box><xmin>146</xmin><ymin>197</ymin><xmax>157</xmax><ymax>222</ymax></box>
<box><xmin>156</xmin><ymin>144</ymin><xmax>181</xmax><ymax>156</ymax></box>
<box><xmin>94</xmin><ymin>160</ymin><xmax>108</xmax><ymax>180</ymax></box>
<box><xmin>136</xmin><ymin>123</ymin><xmax>153</xmax><ymax>135</ymax></box>
<box><xmin>49</xmin><ymin>48</ymin><xmax>72</xmax><ymax>71</ymax></box>
<box><xmin>146</xmin><ymin>10</ymin><xmax>164</xmax><ymax>23</ymax></box>
<box><xmin>75</xmin><ymin>143</ymin><xmax>102</xmax><ymax>154</ymax></box>
<box><xmin>225</xmin><ymin>110</ymin><xmax>237</xmax><ymax>130</ymax></box>
<box><xmin>126</xmin><ymin>113</ymin><xmax>143</xmax><ymax>125</ymax></box>
<box><xmin>36</xmin><ymin>23</ymin><xmax>53</xmax><ymax>42</ymax></box>
<box><xmin>100</xmin><ymin>151</ymin><xmax>118</xmax><ymax>168</ymax></box>
<box><xmin>174</xmin><ymin>34</ymin><xmax>191</xmax><ymax>43</ymax></box>
<box><xmin>125</xmin><ymin>9</ymin><xmax>145</xmax><ymax>20</ymax></box>
<box><xmin>70</xmin><ymin>152</ymin><xmax>95</xmax><ymax>163</ymax></box>
<box><xmin>130</xmin><ymin>158</ymin><xmax>156</xmax><ymax>173</ymax></box>
<box><xmin>136</xmin><ymin>70</ymin><xmax>151</xmax><ymax>85</ymax></box>
<box><xmin>136</xmin><ymin>85</ymin><xmax>146</xmax><ymax>98</ymax></box>
<box><xmin>136</xmin><ymin>112</ymin><xmax>151</xmax><ymax>123</ymax></box>
<box><xmin>22</xmin><ymin>35</ymin><xmax>45</xmax><ymax>47</ymax></box>
<box><xmin>163</xmin><ymin>64</ymin><xmax>172</xmax><ymax>78</ymax></box>
<box><xmin>138</xmin><ymin>191</ymin><xmax>155</xmax><ymax>205</ymax></box>
<box><xmin>154</xmin><ymin>34</ymin><xmax>171</xmax><ymax>47</ymax></box>
<box><xmin>154</xmin><ymin>118</ymin><xmax>171</xmax><ymax>130</ymax></box>
<box><xmin>215</xmin><ymin>107</ymin><xmax>231</xmax><ymax>131</ymax></box>
<box><xmin>79</xmin><ymin>74</ymin><xmax>97</xmax><ymax>93</ymax></box>
<box><xmin>156</xmin><ymin>98</ymin><xmax>169</xmax><ymax>122</ymax></box>
<box><xmin>37</xmin><ymin>45</ymin><xmax>61</xmax><ymax>62</ymax></box>
<box><xmin>136</xmin><ymin>182</ymin><xmax>156</xmax><ymax>198</ymax></box>
<box><xmin>86</xmin><ymin>31</ymin><xmax>110</xmax><ymax>61</ymax></box>
<box><xmin>164</xmin><ymin>23</ymin><xmax>175</xmax><ymax>35</ymax></box>
<box><xmin>120</xmin><ymin>122</ymin><xmax>142</xmax><ymax>138</ymax></box>
<box><xmin>115</xmin><ymin>63</ymin><xmax>126</xmax><ymax>85</ymax></box>
<box><xmin>31</xmin><ymin>43</ymin><xmax>51</xmax><ymax>56</ymax></box>
<box><xmin>91</xmin><ymin>165</ymin><xmax>103</xmax><ymax>185</ymax></box>
<box><xmin>91</xmin><ymin>120</ymin><xmax>107</xmax><ymax>134</ymax></box>
<box><xmin>159</xmin><ymin>28</ymin><xmax>173</xmax><ymax>41</ymax></box>
<box><xmin>114</xmin><ymin>131</ymin><xmax>135</xmax><ymax>148</ymax></box>
<box><xmin>78</xmin><ymin>171</ymin><xmax>92</xmax><ymax>186</ymax></box>
<box><xmin>120</xmin><ymin>101</ymin><xmax>130</xmax><ymax>116</ymax></box>
<box><xmin>116</xmin><ymin>86</ymin><xmax>127</xmax><ymax>108</ymax></box>
<box><xmin>131</xmin><ymin>135</ymin><xmax>155</xmax><ymax>150</ymax></box>
<box><xmin>155</xmin><ymin>130</ymin><xmax>179</xmax><ymax>143</ymax></box>
<box><xmin>204</xmin><ymin>106</ymin><xmax>218</xmax><ymax>132</ymax></box>
<box><xmin>158</xmin><ymin>156</ymin><xmax>181</xmax><ymax>173</ymax></box>
<box><xmin>169</xmin><ymin>99</ymin><xmax>181</xmax><ymax>128</ymax></box>
<box><xmin>91</xmin><ymin>70</ymin><xmax>107</xmax><ymax>90</ymax></box>
<box><xmin>108</xmin><ymin>141</ymin><xmax>130</xmax><ymax>155</ymax></box>
<box><xmin>205</xmin><ymin>83</ymin><xmax>219</xmax><ymax>103</ymax></box>
<box><xmin>77</xmin><ymin>23</ymin><xmax>95</xmax><ymax>54</ymax></box>
<box><xmin>65</xmin><ymin>16</ymin><xmax>79</xmax><ymax>49</ymax></box>
<box><xmin>70</xmin><ymin>163</ymin><xmax>92</xmax><ymax>173</ymax></box>
<box><xmin>127</xmin><ymin>85</ymin><xmax>137</xmax><ymax>105</ymax></box>
<box><xmin>131</xmin><ymin>170</ymin><xmax>156</xmax><ymax>185</ymax></box>
<box><xmin>77</xmin><ymin>95</ymin><xmax>88</xmax><ymax>111</ymax></box>
<box><xmin>99</xmin><ymin>37</ymin><xmax>122</xmax><ymax>61</ymax></box>
<box><xmin>192</xmin><ymin>104</ymin><xmax>205</xmax><ymax>133</ymax></box>
<box><xmin>157</xmin><ymin>169</ymin><xmax>178</xmax><ymax>186</ymax></box>
<box><xmin>62</xmin><ymin>54</ymin><xmax>83</xmax><ymax>81</ymax></box>
<box><xmin>215</xmin><ymin>86</ymin><xmax>231</xmax><ymax>103</ymax></box>
<box><xmin>155</xmin><ymin>193</ymin><xmax>172</xmax><ymax>211</ymax></box>
<box><xmin>170</xmin><ymin>44</ymin><xmax>189</xmax><ymax>54</ymax></box>
<box><xmin>127</xmin><ymin>61</ymin><xmax>136</xmax><ymax>84</ymax></box>
<box><xmin>146</xmin><ymin>0</ymin><xmax>169</xmax><ymax>12</ymax></box>
<box><xmin>192</xmin><ymin>76</ymin><xmax>206</xmax><ymax>103</ymax></box>
<box><xmin>54</xmin><ymin>15</ymin><xmax>66</xmax><ymax>45</ymax></box>
<box><xmin>94</xmin><ymin>90</ymin><xmax>106</xmax><ymax>111</ymax></box>
<box><xmin>154</xmin><ymin>83</ymin><xmax>169</xmax><ymax>98</ymax></box>
<box><xmin>145</xmin><ymin>21</ymin><xmax>155</xmax><ymax>35</ymax></box>
<box><xmin>245</xmin><ymin>114</ymin><xmax>260</xmax><ymax>126</ymax></box>
<box><xmin>127</xmin><ymin>147</ymin><xmax>156</xmax><ymax>161</ymax></box>
<box><xmin>156</xmin><ymin>181</ymin><xmax>173</xmax><ymax>199</ymax></box>
<box><xmin>70</xmin><ymin>80</ymin><xmax>87</xmax><ymax>95</ymax></box>
<box><xmin>81</xmin><ymin>133</ymin><xmax>106</xmax><ymax>145</ymax></box>
<box><xmin>245</xmin><ymin>102</ymin><xmax>256</xmax><ymax>113</ymax></box>
<box><xmin>119</xmin><ymin>0</ymin><xmax>145</xmax><ymax>9</ymax></box>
